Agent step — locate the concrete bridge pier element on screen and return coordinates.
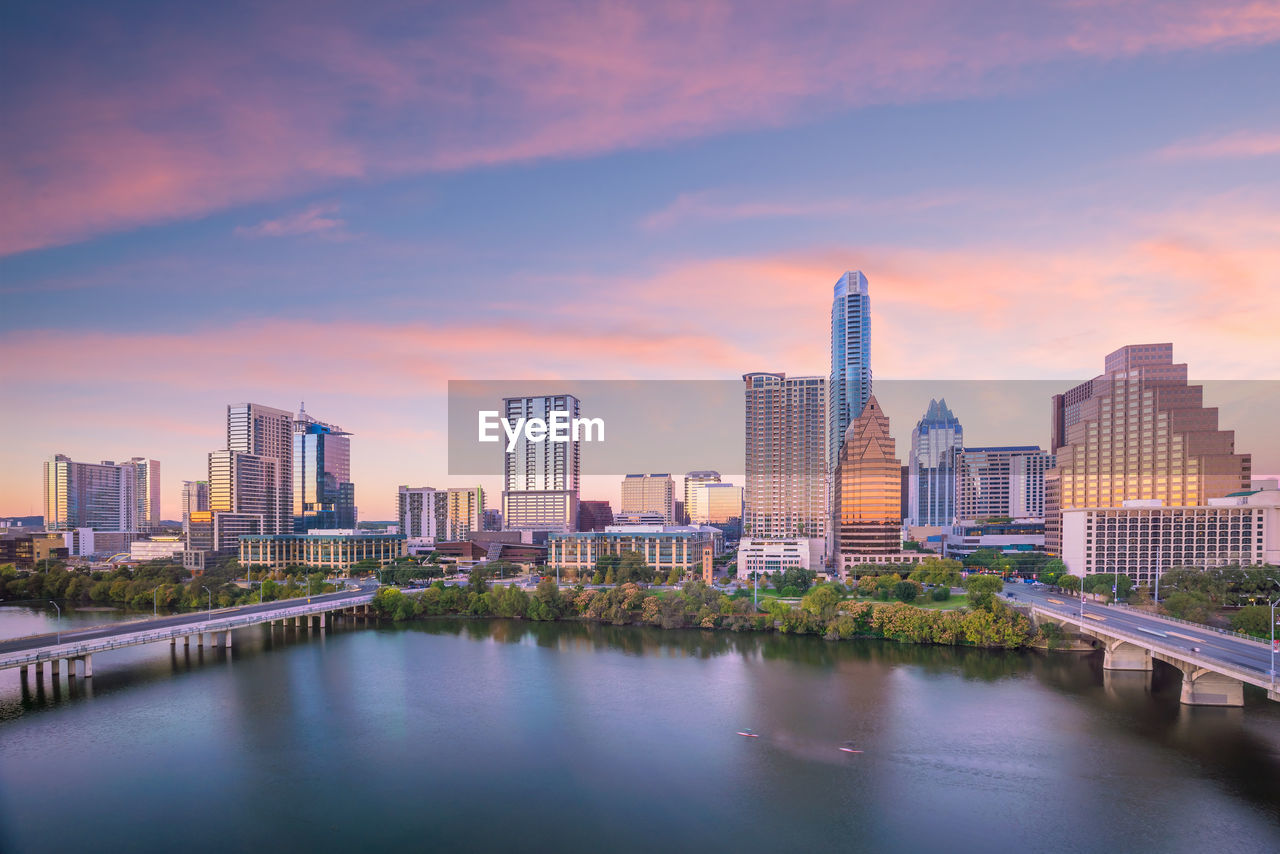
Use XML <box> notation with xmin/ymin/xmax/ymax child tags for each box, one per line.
<box><xmin>224</xmin><ymin>630</ymin><xmax>232</xmax><ymax>648</ymax></box>
<box><xmin>1179</xmin><ymin>666</ymin><xmax>1244</xmax><ymax>707</ymax></box>
<box><xmin>20</xmin><ymin>664</ymin><xmax>30</xmax><ymax>681</ymax></box>
<box><xmin>78</xmin><ymin>655</ymin><xmax>92</xmax><ymax>678</ymax></box>
<box><xmin>1103</xmin><ymin>639</ymin><xmax>1153</xmax><ymax>671</ymax></box>
<box><xmin>184</xmin><ymin>634</ymin><xmax>191</xmax><ymax>649</ymax></box>
<box><xmin>51</xmin><ymin>659</ymin><xmax>60</xmax><ymax>678</ymax></box>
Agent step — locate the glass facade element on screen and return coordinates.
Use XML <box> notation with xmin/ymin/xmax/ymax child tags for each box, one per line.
<box><xmin>828</xmin><ymin>271</ymin><xmax>872</xmax><ymax>476</ymax></box>
<box><xmin>293</xmin><ymin>411</ymin><xmax>356</xmax><ymax>532</ymax></box>
<box><xmin>1046</xmin><ymin>344</ymin><xmax>1251</xmax><ymax>553</ymax></box>
<box><xmin>833</xmin><ymin>396</ymin><xmax>902</xmax><ymax>556</ymax></box>
<box><xmin>907</xmin><ymin>399</ymin><xmax>963</xmax><ymax>527</ymax></box>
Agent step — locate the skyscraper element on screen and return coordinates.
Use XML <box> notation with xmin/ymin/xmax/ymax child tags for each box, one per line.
<box><xmin>180</xmin><ymin>480</ymin><xmax>209</xmax><ymax>537</ymax></box>
<box><xmin>957</xmin><ymin>446</ymin><xmax>1053</xmax><ymax>521</ymax></box>
<box><xmin>206</xmin><ymin>402</ymin><xmax>294</xmax><ymax>551</ymax></box>
<box><xmin>501</xmin><ymin>394</ymin><xmax>580</xmax><ymax>532</ymax></box>
<box><xmin>293</xmin><ymin>405</ymin><xmax>356</xmax><ymax>532</ymax></box>
<box><xmin>620</xmin><ymin>473</ymin><xmax>675</xmax><ymax>523</ymax></box>
<box><xmin>907</xmin><ymin>398</ymin><xmax>963</xmax><ymax>527</ymax></box>
<box><xmin>828</xmin><ymin>271</ymin><xmax>872</xmax><ymax>476</ymax></box>
<box><xmin>398</xmin><ymin>486</ymin><xmax>485</xmax><ymax>541</ymax></box>
<box><xmin>126</xmin><ymin>457</ymin><xmax>162</xmax><ymax>532</ymax></box>
<box><xmin>683</xmin><ymin>471</ymin><xmax>721</xmax><ymax>520</ymax></box>
<box><xmin>743</xmin><ymin>372</ymin><xmax>827</xmax><ymax>540</ymax></box>
<box><xmin>1045</xmin><ymin>343</ymin><xmax>1251</xmax><ymax>555</ymax></box>
<box><xmin>43</xmin><ymin>454</ymin><xmax>159</xmax><ymax>533</ymax></box>
<box><xmin>833</xmin><ymin>396</ymin><xmax>902</xmax><ymax>561</ymax></box>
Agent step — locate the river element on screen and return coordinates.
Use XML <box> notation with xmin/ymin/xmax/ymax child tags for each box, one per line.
<box><xmin>1</xmin><ymin>605</ymin><xmax>1278</xmax><ymax>853</ymax></box>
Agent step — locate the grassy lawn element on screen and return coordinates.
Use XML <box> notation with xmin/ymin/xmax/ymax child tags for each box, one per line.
<box><xmin>913</xmin><ymin>594</ymin><xmax>970</xmax><ymax>610</ymax></box>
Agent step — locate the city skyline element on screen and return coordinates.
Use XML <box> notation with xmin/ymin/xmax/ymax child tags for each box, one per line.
<box><xmin>4</xmin><ymin>3</ymin><xmax>1280</xmax><ymax>519</ymax></box>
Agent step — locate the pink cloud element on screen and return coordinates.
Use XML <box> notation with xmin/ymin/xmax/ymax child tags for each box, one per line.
<box><xmin>1153</xmin><ymin>130</ymin><xmax>1280</xmax><ymax>160</ymax></box>
<box><xmin>235</xmin><ymin>202</ymin><xmax>347</xmax><ymax>238</ymax></box>
<box><xmin>5</xmin><ymin>1</ymin><xmax>1280</xmax><ymax>255</ymax></box>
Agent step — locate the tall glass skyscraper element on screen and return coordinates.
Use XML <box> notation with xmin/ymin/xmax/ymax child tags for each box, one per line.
<box><xmin>828</xmin><ymin>270</ymin><xmax>872</xmax><ymax>476</ymax></box>
<box><xmin>907</xmin><ymin>398</ymin><xmax>964</xmax><ymax>527</ymax></box>
<box><xmin>293</xmin><ymin>405</ymin><xmax>356</xmax><ymax>532</ymax></box>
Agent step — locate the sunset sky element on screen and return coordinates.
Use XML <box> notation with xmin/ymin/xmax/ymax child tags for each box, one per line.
<box><xmin>3</xmin><ymin>1</ymin><xmax>1278</xmax><ymax>519</ymax></box>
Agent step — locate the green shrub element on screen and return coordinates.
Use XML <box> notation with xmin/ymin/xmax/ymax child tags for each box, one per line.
<box><xmin>931</xmin><ymin>586</ymin><xmax>951</xmax><ymax>602</ymax></box>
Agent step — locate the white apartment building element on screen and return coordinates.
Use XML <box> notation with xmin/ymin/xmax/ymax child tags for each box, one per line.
<box><xmin>1061</xmin><ymin>489</ymin><xmax>1279</xmax><ymax>584</ymax></box>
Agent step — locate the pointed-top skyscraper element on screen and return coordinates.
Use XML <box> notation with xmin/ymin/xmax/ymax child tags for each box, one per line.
<box><xmin>907</xmin><ymin>398</ymin><xmax>963</xmax><ymax>527</ymax></box>
<box><xmin>833</xmin><ymin>395</ymin><xmax>903</xmax><ymax>572</ymax></box>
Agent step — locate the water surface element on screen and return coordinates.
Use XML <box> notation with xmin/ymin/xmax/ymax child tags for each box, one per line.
<box><xmin>1</xmin><ymin>607</ymin><xmax>1278</xmax><ymax>853</ymax></box>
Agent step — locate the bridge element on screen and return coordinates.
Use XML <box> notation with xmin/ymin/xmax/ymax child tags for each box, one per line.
<box><xmin>1004</xmin><ymin>585</ymin><xmax>1279</xmax><ymax>707</ymax></box>
<box><xmin>0</xmin><ymin>587</ymin><xmax>377</xmax><ymax>681</ymax></box>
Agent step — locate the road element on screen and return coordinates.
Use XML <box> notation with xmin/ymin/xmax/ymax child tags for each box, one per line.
<box><xmin>0</xmin><ymin>586</ymin><xmax>374</xmax><ymax>656</ymax></box>
<box><xmin>1002</xmin><ymin>584</ymin><xmax>1275</xmax><ymax>677</ymax></box>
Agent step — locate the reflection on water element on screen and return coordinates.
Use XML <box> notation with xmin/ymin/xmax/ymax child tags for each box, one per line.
<box><xmin>1</xmin><ymin>611</ymin><xmax>1278</xmax><ymax>854</ymax></box>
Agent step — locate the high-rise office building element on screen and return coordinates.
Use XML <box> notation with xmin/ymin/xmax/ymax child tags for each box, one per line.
<box><xmin>683</xmin><ymin>471</ymin><xmax>721</xmax><ymax>519</ymax></box>
<box><xmin>957</xmin><ymin>446</ymin><xmax>1053</xmax><ymax>522</ymax></box>
<box><xmin>620</xmin><ymin>473</ymin><xmax>675</xmax><ymax>523</ymax></box>
<box><xmin>686</xmin><ymin>481</ymin><xmax>742</xmax><ymax>524</ymax></box>
<box><xmin>577</xmin><ymin>500</ymin><xmax>614</xmax><ymax>532</ymax></box>
<box><xmin>1046</xmin><ymin>343</ymin><xmax>1251</xmax><ymax>557</ymax></box>
<box><xmin>204</xmin><ymin>402</ymin><xmax>294</xmax><ymax>552</ymax></box>
<box><xmin>833</xmin><ymin>396</ymin><xmax>902</xmax><ymax>558</ymax></box>
<box><xmin>828</xmin><ymin>271</ymin><xmax>872</xmax><ymax>476</ymax></box>
<box><xmin>180</xmin><ymin>480</ymin><xmax>209</xmax><ymax>537</ymax></box>
<box><xmin>43</xmin><ymin>454</ymin><xmax>159</xmax><ymax>533</ymax></box>
<box><xmin>907</xmin><ymin>398</ymin><xmax>963</xmax><ymax>527</ymax></box>
<box><xmin>293</xmin><ymin>405</ymin><xmax>356</xmax><ymax>532</ymax></box>
<box><xmin>501</xmin><ymin>394</ymin><xmax>581</xmax><ymax>532</ymax></box>
<box><xmin>743</xmin><ymin>372</ymin><xmax>827</xmax><ymax>540</ymax></box>
<box><xmin>399</xmin><ymin>486</ymin><xmax>485</xmax><ymax>542</ymax></box>
<box><xmin>126</xmin><ymin>457</ymin><xmax>162</xmax><ymax>532</ymax></box>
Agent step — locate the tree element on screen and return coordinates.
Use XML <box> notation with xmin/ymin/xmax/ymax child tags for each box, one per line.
<box><xmin>778</xmin><ymin>567</ymin><xmax>816</xmax><ymax>594</ymax></box>
<box><xmin>1039</xmin><ymin>558</ymin><xmax>1066</xmax><ymax>587</ymax></box>
<box><xmin>963</xmin><ymin>574</ymin><xmax>1003</xmax><ymax>609</ymax></box>
<box><xmin>1161</xmin><ymin>591</ymin><xmax>1213</xmax><ymax>624</ymax></box>
<box><xmin>614</xmin><ymin>551</ymin><xmax>655</xmax><ymax>584</ymax></box>
<box><xmin>528</xmin><ymin>578</ymin><xmax>564</xmax><ymax>620</ymax></box>
<box><xmin>1229</xmin><ymin>605</ymin><xmax>1273</xmax><ymax>638</ymax></box>
<box><xmin>1057</xmin><ymin>575</ymin><xmax>1081</xmax><ymax>593</ymax></box>
<box><xmin>801</xmin><ymin>584</ymin><xmax>840</xmax><ymax>620</ymax></box>
<box><xmin>892</xmin><ymin>581</ymin><xmax>918</xmax><ymax>603</ymax></box>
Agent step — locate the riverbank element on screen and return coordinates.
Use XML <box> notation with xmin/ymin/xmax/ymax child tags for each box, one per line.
<box><xmin>369</xmin><ymin>581</ymin><xmax>1043</xmax><ymax>650</ymax></box>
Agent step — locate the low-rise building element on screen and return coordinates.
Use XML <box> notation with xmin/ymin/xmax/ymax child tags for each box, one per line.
<box><xmin>941</xmin><ymin>520</ymin><xmax>1046</xmax><ymax>560</ymax></box>
<box><xmin>129</xmin><ymin>536</ymin><xmax>186</xmax><ymax>561</ymax></box>
<box><xmin>239</xmin><ymin>531</ymin><xmax>406</xmax><ymax>572</ymax></box>
<box><xmin>548</xmin><ymin>526</ymin><xmax>721</xmax><ymax>580</ymax></box>
<box><xmin>0</xmin><ymin>532</ymin><xmax>70</xmax><ymax>568</ymax></box>
<box><xmin>1061</xmin><ymin>489</ymin><xmax>1280</xmax><ymax>585</ymax></box>
<box><xmin>736</xmin><ymin>538</ymin><xmax>825</xmax><ymax>579</ymax></box>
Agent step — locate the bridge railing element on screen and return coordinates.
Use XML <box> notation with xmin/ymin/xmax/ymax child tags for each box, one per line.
<box><xmin>0</xmin><ymin>594</ymin><xmax>374</xmax><ymax>670</ymax></box>
<box><xmin>1105</xmin><ymin>602</ymin><xmax>1267</xmax><ymax>646</ymax></box>
<box><xmin>1027</xmin><ymin>603</ymin><xmax>1272</xmax><ymax>688</ymax></box>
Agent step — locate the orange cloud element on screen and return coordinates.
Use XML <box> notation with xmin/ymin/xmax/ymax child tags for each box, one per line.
<box><xmin>6</xmin><ymin>0</ymin><xmax>1280</xmax><ymax>255</ymax></box>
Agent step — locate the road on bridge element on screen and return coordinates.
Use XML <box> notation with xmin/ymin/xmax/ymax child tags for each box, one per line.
<box><xmin>0</xmin><ymin>586</ymin><xmax>376</xmax><ymax>656</ymax></box>
<box><xmin>1003</xmin><ymin>584</ymin><xmax>1274</xmax><ymax>678</ymax></box>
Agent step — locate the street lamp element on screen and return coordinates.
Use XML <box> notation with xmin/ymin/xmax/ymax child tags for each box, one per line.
<box><xmin>151</xmin><ymin>585</ymin><xmax>163</xmax><ymax>617</ymax></box>
<box><xmin>1269</xmin><ymin>580</ymin><xmax>1280</xmax><ymax>694</ymax></box>
<box><xmin>201</xmin><ymin>585</ymin><xmax>212</xmax><ymax>620</ymax></box>
<box><xmin>48</xmin><ymin>599</ymin><xmax>61</xmax><ymax>645</ymax></box>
